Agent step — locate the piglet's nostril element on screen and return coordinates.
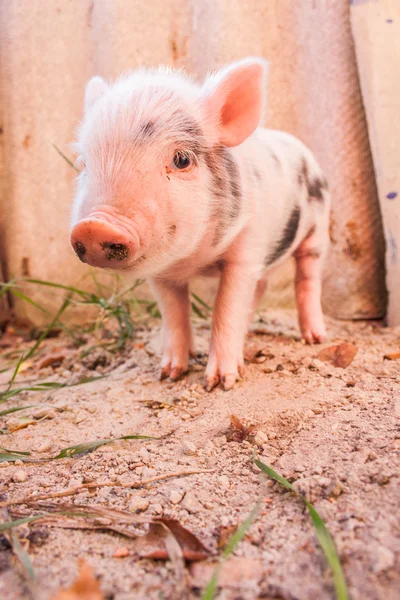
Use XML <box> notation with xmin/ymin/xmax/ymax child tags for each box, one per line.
<box><xmin>101</xmin><ymin>242</ymin><xmax>129</xmax><ymax>261</ymax></box>
<box><xmin>73</xmin><ymin>241</ymin><xmax>86</xmax><ymax>260</ymax></box>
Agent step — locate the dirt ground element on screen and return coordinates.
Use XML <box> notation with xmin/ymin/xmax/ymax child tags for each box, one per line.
<box><xmin>0</xmin><ymin>309</ymin><xmax>399</xmax><ymax>600</ymax></box>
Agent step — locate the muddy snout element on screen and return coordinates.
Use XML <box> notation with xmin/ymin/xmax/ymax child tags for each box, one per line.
<box><xmin>70</xmin><ymin>218</ymin><xmax>138</xmax><ymax>269</ymax></box>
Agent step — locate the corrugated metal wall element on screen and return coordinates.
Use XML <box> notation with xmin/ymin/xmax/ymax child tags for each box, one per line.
<box><xmin>0</xmin><ymin>0</ymin><xmax>392</xmax><ymax>324</ymax></box>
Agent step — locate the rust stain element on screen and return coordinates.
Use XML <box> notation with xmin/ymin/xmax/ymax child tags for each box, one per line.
<box><xmin>87</xmin><ymin>1</ymin><xmax>94</xmax><ymax>28</ymax></box>
<box><xmin>344</xmin><ymin>220</ymin><xmax>362</xmax><ymax>260</ymax></box>
<box><xmin>21</xmin><ymin>257</ymin><xmax>30</xmax><ymax>277</ymax></box>
<box><xmin>23</xmin><ymin>134</ymin><xmax>32</xmax><ymax>149</ymax></box>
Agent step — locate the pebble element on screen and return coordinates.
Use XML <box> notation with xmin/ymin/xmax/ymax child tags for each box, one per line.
<box><xmin>217</xmin><ymin>475</ymin><xmax>230</xmax><ymax>488</ymax></box>
<box><xmin>254</xmin><ymin>431</ymin><xmax>268</xmax><ymax>445</ymax></box>
<box><xmin>73</xmin><ymin>411</ymin><xmax>87</xmax><ymax>424</ymax></box>
<box><xmin>373</xmin><ymin>546</ymin><xmax>395</xmax><ymax>573</ymax></box>
<box><xmin>139</xmin><ymin>448</ymin><xmax>150</xmax><ymax>464</ymax></box>
<box><xmin>32</xmin><ymin>408</ymin><xmax>57</xmax><ymax>420</ymax></box>
<box><xmin>12</xmin><ymin>470</ymin><xmax>28</xmax><ymax>483</ymax></box>
<box><xmin>182</xmin><ymin>441</ymin><xmax>197</xmax><ymax>456</ymax></box>
<box><xmin>36</xmin><ymin>440</ymin><xmax>52</xmax><ymax>453</ymax></box>
<box><xmin>129</xmin><ymin>497</ymin><xmax>150</xmax><ymax>513</ymax></box>
<box><xmin>169</xmin><ymin>490</ymin><xmax>184</xmax><ymax>504</ymax></box>
<box><xmin>151</xmin><ymin>503</ymin><xmax>163</xmax><ymax>515</ymax></box>
<box><xmin>113</xmin><ymin>547</ymin><xmax>130</xmax><ymax>558</ymax></box>
<box><xmin>182</xmin><ymin>491</ymin><xmax>203</xmax><ymax>513</ymax></box>
<box><xmin>213</xmin><ymin>435</ymin><xmax>227</xmax><ymax>447</ymax></box>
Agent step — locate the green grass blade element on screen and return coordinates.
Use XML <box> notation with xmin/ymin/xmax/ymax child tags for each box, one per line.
<box><xmin>201</xmin><ymin>572</ymin><xmax>220</xmax><ymax>600</ymax></box>
<box><xmin>304</xmin><ymin>500</ymin><xmax>348</xmax><ymax>600</ymax></box>
<box><xmin>191</xmin><ymin>302</ymin><xmax>206</xmax><ymax>319</ymax></box>
<box><xmin>0</xmin><ymin>405</ymin><xmax>36</xmax><ymax>417</ymax></box>
<box><xmin>8</xmin><ymin>354</ymin><xmax>25</xmax><ymax>391</ymax></box>
<box><xmin>222</xmin><ymin>501</ymin><xmax>261</xmax><ymax>558</ymax></box>
<box><xmin>254</xmin><ymin>459</ymin><xmax>296</xmax><ymax>493</ymax></box>
<box><xmin>0</xmin><ymin>453</ymin><xmax>37</xmax><ymax>463</ymax></box>
<box><xmin>24</xmin><ymin>279</ymin><xmax>90</xmax><ymax>299</ymax></box>
<box><xmin>52</xmin><ymin>144</ymin><xmax>78</xmax><ymax>171</ymax></box>
<box><xmin>0</xmin><ymin>447</ymin><xmax>31</xmax><ymax>456</ymax></box>
<box><xmin>202</xmin><ymin>500</ymin><xmax>261</xmax><ymax>600</ymax></box>
<box><xmin>191</xmin><ymin>292</ymin><xmax>211</xmax><ymax>311</ymax></box>
<box><xmin>24</xmin><ymin>298</ymin><xmax>71</xmax><ymax>360</ymax></box>
<box><xmin>0</xmin><ymin>433</ymin><xmax>156</xmax><ymax>463</ymax></box>
<box><xmin>53</xmin><ymin>434</ymin><xmax>157</xmax><ymax>459</ymax></box>
<box><xmin>8</xmin><ymin>289</ymin><xmax>53</xmax><ymax>316</ymax></box>
<box><xmin>255</xmin><ymin>459</ymin><xmax>348</xmax><ymax>600</ymax></box>
<box><xmin>0</xmin><ymin>375</ymin><xmax>104</xmax><ymax>404</ymax></box>
<box><xmin>10</xmin><ymin>531</ymin><xmax>36</xmax><ymax>581</ymax></box>
<box><xmin>0</xmin><ymin>515</ymin><xmax>46</xmax><ymax>532</ymax></box>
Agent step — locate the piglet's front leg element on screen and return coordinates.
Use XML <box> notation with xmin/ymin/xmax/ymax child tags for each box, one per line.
<box><xmin>206</xmin><ymin>264</ymin><xmax>258</xmax><ymax>392</ymax></box>
<box><xmin>148</xmin><ymin>278</ymin><xmax>194</xmax><ymax>381</ymax></box>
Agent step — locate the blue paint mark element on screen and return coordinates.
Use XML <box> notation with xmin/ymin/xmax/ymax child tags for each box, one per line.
<box><xmin>386</xmin><ymin>191</ymin><xmax>398</xmax><ymax>200</ymax></box>
<box><xmin>388</xmin><ymin>230</ymin><xmax>398</xmax><ymax>266</ymax></box>
<box><xmin>386</xmin><ymin>19</ymin><xmax>393</xmax><ymax>23</ymax></box>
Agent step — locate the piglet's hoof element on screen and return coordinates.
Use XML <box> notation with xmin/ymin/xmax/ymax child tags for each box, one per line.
<box><xmin>159</xmin><ymin>364</ymin><xmax>187</xmax><ymax>382</ymax></box>
<box><xmin>205</xmin><ymin>375</ymin><xmax>220</xmax><ymax>392</ymax></box>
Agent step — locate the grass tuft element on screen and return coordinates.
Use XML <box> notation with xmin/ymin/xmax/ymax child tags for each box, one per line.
<box><xmin>201</xmin><ymin>500</ymin><xmax>262</xmax><ymax>600</ymax></box>
<box><xmin>255</xmin><ymin>459</ymin><xmax>348</xmax><ymax>600</ymax></box>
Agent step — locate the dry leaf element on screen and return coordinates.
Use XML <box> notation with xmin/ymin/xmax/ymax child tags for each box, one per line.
<box><xmin>384</xmin><ymin>352</ymin><xmax>400</xmax><ymax>361</ymax></box>
<box><xmin>217</xmin><ymin>524</ymin><xmax>238</xmax><ymax>549</ymax></box>
<box><xmin>317</xmin><ymin>343</ymin><xmax>358</xmax><ymax>368</ymax></box>
<box><xmin>38</xmin><ymin>351</ymin><xmax>69</xmax><ymax>369</ymax></box>
<box><xmin>226</xmin><ymin>415</ymin><xmax>257</xmax><ymax>443</ymax></box>
<box><xmin>51</xmin><ymin>560</ymin><xmax>103</xmax><ymax>600</ymax></box>
<box><xmin>244</xmin><ymin>343</ymin><xmax>275</xmax><ymax>364</ymax></box>
<box><xmin>137</xmin><ymin>518</ymin><xmax>210</xmax><ymax>561</ymax></box>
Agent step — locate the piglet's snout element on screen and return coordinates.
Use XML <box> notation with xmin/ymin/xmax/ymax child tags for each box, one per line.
<box><xmin>70</xmin><ymin>217</ymin><xmax>139</xmax><ymax>269</ymax></box>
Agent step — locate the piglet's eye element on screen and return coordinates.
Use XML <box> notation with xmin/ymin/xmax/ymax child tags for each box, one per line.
<box><xmin>172</xmin><ymin>151</ymin><xmax>191</xmax><ymax>170</ymax></box>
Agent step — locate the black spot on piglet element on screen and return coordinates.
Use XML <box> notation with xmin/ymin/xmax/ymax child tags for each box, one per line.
<box><xmin>265</xmin><ymin>206</ymin><xmax>301</xmax><ymax>265</ymax></box>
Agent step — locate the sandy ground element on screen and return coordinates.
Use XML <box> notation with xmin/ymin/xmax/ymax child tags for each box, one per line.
<box><xmin>0</xmin><ymin>309</ymin><xmax>399</xmax><ymax>600</ymax></box>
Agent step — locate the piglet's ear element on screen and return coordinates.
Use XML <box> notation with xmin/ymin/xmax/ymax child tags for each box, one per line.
<box><xmin>84</xmin><ymin>76</ymin><xmax>108</xmax><ymax>113</ymax></box>
<box><xmin>202</xmin><ymin>58</ymin><xmax>268</xmax><ymax>147</ymax></box>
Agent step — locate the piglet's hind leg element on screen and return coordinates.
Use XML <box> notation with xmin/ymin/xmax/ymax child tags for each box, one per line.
<box><xmin>294</xmin><ymin>232</ymin><xmax>326</xmax><ymax>344</ymax></box>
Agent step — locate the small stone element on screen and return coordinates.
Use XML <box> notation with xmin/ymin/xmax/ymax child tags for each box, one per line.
<box><xmin>129</xmin><ymin>497</ymin><xmax>150</xmax><ymax>513</ymax></box>
<box><xmin>151</xmin><ymin>503</ymin><xmax>163</xmax><ymax>515</ymax></box>
<box><xmin>32</xmin><ymin>408</ymin><xmax>57</xmax><ymax>420</ymax></box>
<box><xmin>113</xmin><ymin>547</ymin><xmax>130</xmax><ymax>558</ymax></box>
<box><xmin>294</xmin><ymin>464</ymin><xmax>306</xmax><ymax>473</ymax></box>
<box><xmin>213</xmin><ymin>435</ymin><xmax>227</xmax><ymax>447</ymax></box>
<box><xmin>182</xmin><ymin>491</ymin><xmax>203</xmax><ymax>513</ymax></box>
<box><xmin>253</xmin><ymin>431</ymin><xmax>268</xmax><ymax>445</ymax></box>
<box><xmin>182</xmin><ymin>441</ymin><xmax>197</xmax><ymax>456</ymax></box>
<box><xmin>139</xmin><ymin>448</ymin><xmax>150</xmax><ymax>464</ymax></box>
<box><xmin>217</xmin><ymin>475</ymin><xmax>230</xmax><ymax>488</ymax></box>
<box><xmin>12</xmin><ymin>470</ymin><xmax>28</xmax><ymax>483</ymax></box>
<box><xmin>73</xmin><ymin>411</ymin><xmax>87</xmax><ymax>424</ymax></box>
<box><xmin>373</xmin><ymin>546</ymin><xmax>395</xmax><ymax>573</ymax></box>
<box><xmin>36</xmin><ymin>440</ymin><xmax>52</xmax><ymax>453</ymax></box>
<box><xmin>169</xmin><ymin>490</ymin><xmax>184</xmax><ymax>504</ymax></box>
<box><xmin>68</xmin><ymin>478</ymin><xmax>82</xmax><ymax>488</ymax></box>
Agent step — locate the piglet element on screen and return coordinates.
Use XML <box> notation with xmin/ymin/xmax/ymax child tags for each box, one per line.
<box><xmin>70</xmin><ymin>58</ymin><xmax>330</xmax><ymax>391</ymax></box>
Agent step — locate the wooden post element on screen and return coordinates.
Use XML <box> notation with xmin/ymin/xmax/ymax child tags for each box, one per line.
<box><xmin>351</xmin><ymin>0</ymin><xmax>400</xmax><ymax>325</ymax></box>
